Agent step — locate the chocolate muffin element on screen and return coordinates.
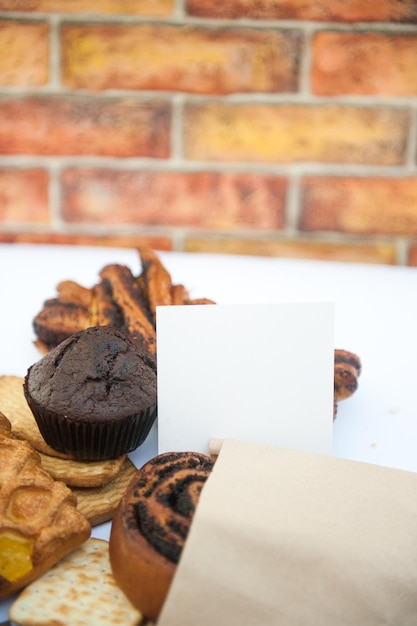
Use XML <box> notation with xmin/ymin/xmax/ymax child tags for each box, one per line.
<box><xmin>24</xmin><ymin>326</ymin><xmax>157</xmax><ymax>461</ymax></box>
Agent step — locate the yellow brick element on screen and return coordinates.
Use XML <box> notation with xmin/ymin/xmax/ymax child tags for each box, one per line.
<box><xmin>62</xmin><ymin>24</ymin><xmax>299</xmax><ymax>93</ymax></box>
<box><xmin>185</xmin><ymin>237</ymin><xmax>397</xmax><ymax>265</ymax></box>
<box><xmin>0</xmin><ymin>0</ymin><xmax>173</xmax><ymax>15</ymax></box>
<box><xmin>184</xmin><ymin>103</ymin><xmax>409</xmax><ymax>165</ymax></box>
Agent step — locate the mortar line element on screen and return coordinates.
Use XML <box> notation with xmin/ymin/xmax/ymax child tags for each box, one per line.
<box><xmin>1</xmin><ymin>10</ymin><xmax>417</xmax><ymax>31</ymax></box>
<box><xmin>48</xmin><ymin>14</ymin><xmax>62</xmax><ymax>89</ymax></box>
<box><xmin>284</xmin><ymin>173</ymin><xmax>302</xmax><ymax>236</ymax></box>
<box><xmin>48</xmin><ymin>161</ymin><xmax>63</xmax><ymax>227</ymax></box>
<box><xmin>170</xmin><ymin>94</ymin><xmax>186</xmax><ymax>163</ymax></box>
<box><xmin>405</xmin><ymin>106</ymin><xmax>417</xmax><ymax>168</ymax></box>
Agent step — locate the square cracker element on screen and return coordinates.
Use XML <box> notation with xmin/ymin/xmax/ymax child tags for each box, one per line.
<box><xmin>9</xmin><ymin>538</ymin><xmax>144</xmax><ymax>626</ymax></box>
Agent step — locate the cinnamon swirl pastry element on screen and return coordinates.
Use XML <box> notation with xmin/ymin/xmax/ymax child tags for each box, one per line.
<box><xmin>333</xmin><ymin>349</ymin><xmax>362</xmax><ymax>419</ymax></box>
<box><xmin>109</xmin><ymin>451</ymin><xmax>214</xmax><ymax>622</ymax></box>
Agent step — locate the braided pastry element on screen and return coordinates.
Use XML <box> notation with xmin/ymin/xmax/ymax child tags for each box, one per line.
<box><xmin>33</xmin><ymin>247</ymin><xmax>215</xmax><ymax>358</ymax></box>
<box><xmin>109</xmin><ymin>451</ymin><xmax>214</xmax><ymax>622</ymax></box>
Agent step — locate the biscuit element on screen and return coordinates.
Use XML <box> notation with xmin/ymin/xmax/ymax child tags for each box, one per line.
<box><xmin>38</xmin><ymin>451</ymin><xmax>126</xmax><ymax>488</ymax></box>
<box><xmin>73</xmin><ymin>457</ymin><xmax>138</xmax><ymax>526</ymax></box>
<box><xmin>0</xmin><ymin>375</ymin><xmax>72</xmax><ymax>459</ymax></box>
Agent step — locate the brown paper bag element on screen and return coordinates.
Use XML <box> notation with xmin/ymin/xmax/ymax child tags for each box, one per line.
<box><xmin>159</xmin><ymin>439</ymin><xmax>417</xmax><ymax>626</ymax></box>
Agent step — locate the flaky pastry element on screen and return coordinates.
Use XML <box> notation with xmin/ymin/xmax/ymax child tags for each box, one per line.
<box><xmin>0</xmin><ymin>412</ymin><xmax>90</xmax><ymax>599</ymax></box>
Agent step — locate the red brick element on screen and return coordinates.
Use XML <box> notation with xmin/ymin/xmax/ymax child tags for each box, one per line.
<box><xmin>62</xmin><ymin>24</ymin><xmax>300</xmax><ymax>94</ymax></box>
<box><xmin>0</xmin><ymin>0</ymin><xmax>173</xmax><ymax>15</ymax></box>
<box><xmin>60</xmin><ymin>169</ymin><xmax>287</xmax><ymax>229</ymax></box>
<box><xmin>0</xmin><ymin>232</ymin><xmax>173</xmax><ymax>250</ymax></box>
<box><xmin>407</xmin><ymin>247</ymin><xmax>417</xmax><ymax>266</ymax></box>
<box><xmin>0</xmin><ymin>20</ymin><xmax>49</xmax><ymax>86</ymax></box>
<box><xmin>0</xmin><ymin>169</ymin><xmax>49</xmax><ymax>222</ymax></box>
<box><xmin>185</xmin><ymin>237</ymin><xmax>397</xmax><ymax>265</ymax></box>
<box><xmin>312</xmin><ymin>32</ymin><xmax>417</xmax><ymax>96</ymax></box>
<box><xmin>0</xmin><ymin>97</ymin><xmax>170</xmax><ymax>157</ymax></box>
<box><xmin>300</xmin><ymin>177</ymin><xmax>417</xmax><ymax>236</ymax></box>
<box><xmin>184</xmin><ymin>103</ymin><xmax>409</xmax><ymax>165</ymax></box>
<box><xmin>186</xmin><ymin>0</ymin><xmax>417</xmax><ymax>22</ymax></box>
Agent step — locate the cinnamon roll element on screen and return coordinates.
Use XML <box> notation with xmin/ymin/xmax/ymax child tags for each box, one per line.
<box><xmin>334</xmin><ymin>349</ymin><xmax>361</xmax><ymax>401</ymax></box>
<box><xmin>333</xmin><ymin>349</ymin><xmax>362</xmax><ymax>420</ymax></box>
<box><xmin>109</xmin><ymin>451</ymin><xmax>214</xmax><ymax>622</ymax></box>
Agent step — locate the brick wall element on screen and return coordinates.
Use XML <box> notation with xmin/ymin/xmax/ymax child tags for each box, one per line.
<box><xmin>1</xmin><ymin>0</ymin><xmax>417</xmax><ymax>265</ymax></box>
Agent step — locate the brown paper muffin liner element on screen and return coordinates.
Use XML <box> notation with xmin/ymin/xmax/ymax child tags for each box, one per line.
<box><xmin>24</xmin><ymin>392</ymin><xmax>157</xmax><ymax>461</ymax></box>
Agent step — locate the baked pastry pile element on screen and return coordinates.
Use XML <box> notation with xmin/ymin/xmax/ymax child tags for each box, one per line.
<box><xmin>33</xmin><ymin>246</ymin><xmax>215</xmax><ymax>358</ymax></box>
<box><xmin>0</xmin><ymin>246</ymin><xmax>363</xmax><ymax>619</ymax></box>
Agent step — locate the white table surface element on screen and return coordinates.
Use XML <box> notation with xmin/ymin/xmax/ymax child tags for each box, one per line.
<box><xmin>1</xmin><ymin>243</ymin><xmax>417</xmax><ymax>621</ymax></box>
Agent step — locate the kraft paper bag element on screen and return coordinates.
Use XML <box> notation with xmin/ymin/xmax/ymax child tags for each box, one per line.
<box><xmin>158</xmin><ymin>439</ymin><xmax>417</xmax><ymax>626</ymax></box>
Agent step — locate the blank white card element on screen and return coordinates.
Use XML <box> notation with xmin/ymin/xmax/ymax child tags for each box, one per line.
<box><xmin>156</xmin><ymin>302</ymin><xmax>334</xmax><ymax>456</ymax></box>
